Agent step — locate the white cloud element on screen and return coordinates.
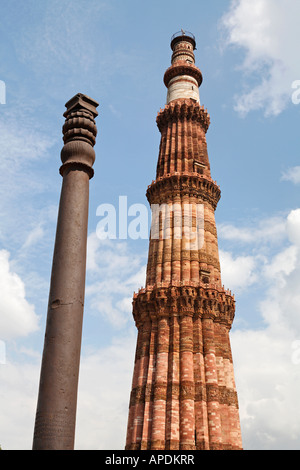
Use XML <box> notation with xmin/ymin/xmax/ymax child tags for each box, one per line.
<box><xmin>108</xmin><ymin>104</ymin><xmax>122</xmax><ymax>118</ymax></box>
<box><xmin>0</xmin><ymin>112</ymin><xmax>54</xmax><ymax>210</ymax></box>
<box><xmin>76</xmin><ymin>333</ymin><xmax>136</xmax><ymax>450</ymax></box>
<box><xmin>0</xmin><ymin>108</ymin><xmax>56</xmax><ymax>256</ymax></box>
<box><xmin>231</xmin><ymin>327</ymin><xmax>300</xmax><ymax>449</ymax></box>
<box><xmin>262</xmin><ymin>245</ymin><xmax>297</xmax><ymax>284</ymax></box>
<box><xmin>0</xmin><ymin>250</ymin><xmax>39</xmax><ymax>340</ymax></box>
<box><xmin>21</xmin><ymin>225</ymin><xmax>45</xmax><ymax>251</ymax></box>
<box><xmin>0</xmin><ymin>359</ymin><xmax>40</xmax><ymax>450</ymax></box>
<box><xmin>287</xmin><ymin>209</ymin><xmax>300</xmax><ymax>246</ymax></box>
<box><xmin>221</xmin><ymin>0</ymin><xmax>300</xmax><ymax>116</ymax></box>
<box><xmin>225</xmin><ymin>207</ymin><xmax>300</xmax><ymax>449</ymax></box>
<box><xmin>86</xmin><ymin>233</ymin><xmax>146</xmax><ymax>328</ymax></box>
<box><xmin>0</xmin><ymin>116</ymin><xmax>53</xmax><ymax>169</ymax></box>
<box><xmin>0</xmin><ymin>233</ymin><xmax>142</xmax><ymax>450</ymax></box>
<box><xmin>220</xmin><ymin>250</ymin><xmax>258</xmax><ymax>291</ymax></box>
<box><xmin>281</xmin><ymin>166</ymin><xmax>300</xmax><ymax>185</ymax></box>
<box><xmin>0</xmin><ymin>330</ymin><xmax>137</xmax><ymax>450</ymax></box>
<box><xmin>218</xmin><ymin>215</ymin><xmax>286</xmax><ymax>244</ymax></box>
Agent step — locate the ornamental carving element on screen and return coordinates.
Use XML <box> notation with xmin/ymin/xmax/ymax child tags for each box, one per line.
<box><xmin>133</xmin><ymin>285</ymin><xmax>235</xmax><ymax>329</ymax></box>
<box><xmin>218</xmin><ymin>386</ymin><xmax>239</xmax><ymax>408</ymax></box>
<box><xmin>146</xmin><ymin>173</ymin><xmax>221</xmax><ymax>210</ymax></box>
<box><xmin>62</xmin><ymin>110</ymin><xmax>97</xmax><ymax>146</ymax></box>
<box><xmin>157</xmin><ymin>99</ymin><xmax>210</xmax><ymax>133</ymax></box>
<box><xmin>180</xmin><ymin>381</ymin><xmax>195</xmax><ymax>400</ymax></box>
<box><xmin>206</xmin><ymin>383</ymin><xmax>219</xmax><ymax>402</ymax></box>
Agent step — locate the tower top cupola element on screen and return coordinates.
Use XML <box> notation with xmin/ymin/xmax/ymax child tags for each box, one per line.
<box><xmin>170</xmin><ymin>30</ymin><xmax>196</xmax><ymax>62</ymax></box>
<box><xmin>164</xmin><ymin>30</ymin><xmax>203</xmax><ymax>105</ymax></box>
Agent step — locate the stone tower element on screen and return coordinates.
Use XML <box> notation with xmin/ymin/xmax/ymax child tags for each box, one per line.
<box><xmin>125</xmin><ymin>32</ymin><xmax>242</xmax><ymax>451</ymax></box>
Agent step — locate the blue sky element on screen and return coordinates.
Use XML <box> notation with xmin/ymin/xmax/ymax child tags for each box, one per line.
<box><xmin>1</xmin><ymin>0</ymin><xmax>300</xmax><ymax>450</ymax></box>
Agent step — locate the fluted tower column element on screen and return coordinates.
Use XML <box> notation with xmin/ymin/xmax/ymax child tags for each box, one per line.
<box><xmin>33</xmin><ymin>94</ymin><xmax>99</xmax><ymax>450</ymax></box>
<box><xmin>125</xmin><ymin>32</ymin><xmax>242</xmax><ymax>451</ymax></box>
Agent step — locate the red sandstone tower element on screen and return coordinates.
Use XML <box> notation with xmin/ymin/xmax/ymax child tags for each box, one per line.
<box><xmin>125</xmin><ymin>32</ymin><xmax>243</xmax><ymax>450</ymax></box>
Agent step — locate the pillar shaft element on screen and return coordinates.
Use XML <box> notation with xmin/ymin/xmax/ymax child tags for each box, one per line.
<box><xmin>33</xmin><ymin>94</ymin><xmax>99</xmax><ymax>450</ymax></box>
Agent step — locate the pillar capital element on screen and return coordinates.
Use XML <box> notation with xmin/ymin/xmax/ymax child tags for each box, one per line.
<box><xmin>63</xmin><ymin>93</ymin><xmax>99</xmax><ymax>119</ymax></box>
<box><xmin>60</xmin><ymin>93</ymin><xmax>99</xmax><ymax>179</ymax></box>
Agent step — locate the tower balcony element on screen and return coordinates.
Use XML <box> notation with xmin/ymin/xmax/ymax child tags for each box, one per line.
<box><xmin>170</xmin><ymin>30</ymin><xmax>196</xmax><ymax>51</ymax></box>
